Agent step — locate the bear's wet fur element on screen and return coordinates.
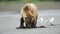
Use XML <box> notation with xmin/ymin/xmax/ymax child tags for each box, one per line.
<box><xmin>16</xmin><ymin>3</ymin><xmax>38</xmax><ymax>29</ymax></box>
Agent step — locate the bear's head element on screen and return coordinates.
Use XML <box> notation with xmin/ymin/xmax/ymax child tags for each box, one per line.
<box><xmin>23</xmin><ymin>4</ymin><xmax>33</xmax><ymax>12</ymax></box>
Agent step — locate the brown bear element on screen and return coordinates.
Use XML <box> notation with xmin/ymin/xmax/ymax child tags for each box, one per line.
<box><xmin>17</xmin><ymin>3</ymin><xmax>38</xmax><ymax>28</ymax></box>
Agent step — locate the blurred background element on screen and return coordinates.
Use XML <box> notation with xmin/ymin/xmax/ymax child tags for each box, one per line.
<box><xmin>0</xmin><ymin>0</ymin><xmax>60</xmax><ymax>12</ymax></box>
<box><xmin>0</xmin><ymin>0</ymin><xmax>60</xmax><ymax>34</ymax></box>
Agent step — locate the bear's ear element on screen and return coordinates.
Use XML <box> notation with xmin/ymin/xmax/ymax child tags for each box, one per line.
<box><xmin>23</xmin><ymin>6</ymin><xmax>29</xmax><ymax>11</ymax></box>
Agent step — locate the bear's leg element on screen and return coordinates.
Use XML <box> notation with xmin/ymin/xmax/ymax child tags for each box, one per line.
<box><xmin>31</xmin><ymin>18</ymin><xmax>37</xmax><ymax>28</ymax></box>
<box><xmin>31</xmin><ymin>20</ymin><xmax>36</xmax><ymax>28</ymax></box>
<box><xmin>20</xmin><ymin>17</ymin><xmax>24</xmax><ymax>27</ymax></box>
<box><xmin>16</xmin><ymin>17</ymin><xmax>24</xmax><ymax>29</ymax></box>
